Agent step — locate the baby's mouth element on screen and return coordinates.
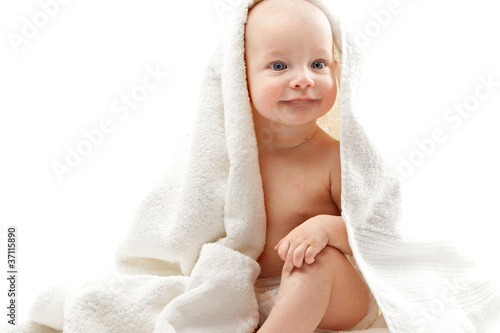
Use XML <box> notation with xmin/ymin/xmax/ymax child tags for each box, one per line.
<box><xmin>281</xmin><ymin>99</ymin><xmax>318</xmax><ymax>106</ymax></box>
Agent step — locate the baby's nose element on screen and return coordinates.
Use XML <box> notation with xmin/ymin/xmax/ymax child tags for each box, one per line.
<box><xmin>290</xmin><ymin>68</ymin><xmax>315</xmax><ymax>88</ymax></box>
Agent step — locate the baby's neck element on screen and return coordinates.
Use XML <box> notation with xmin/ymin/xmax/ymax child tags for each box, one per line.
<box><xmin>253</xmin><ymin>120</ymin><xmax>319</xmax><ymax>152</ymax></box>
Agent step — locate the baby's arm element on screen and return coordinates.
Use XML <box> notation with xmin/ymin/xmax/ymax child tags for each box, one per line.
<box><xmin>317</xmin><ymin>214</ymin><xmax>352</xmax><ymax>255</ymax></box>
<box><xmin>274</xmin><ymin>214</ymin><xmax>352</xmax><ymax>272</ymax></box>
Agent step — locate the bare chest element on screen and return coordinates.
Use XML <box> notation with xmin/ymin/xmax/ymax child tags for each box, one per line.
<box><xmin>259</xmin><ymin>155</ymin><xmax>340</xmax><ymax>239</ymax></box>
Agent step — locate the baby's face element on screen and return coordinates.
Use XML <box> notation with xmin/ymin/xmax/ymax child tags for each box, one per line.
<box><xmin>245</xmin><ymin>0</ymin><xmax>337</xmax><ymax>128</ymax></box>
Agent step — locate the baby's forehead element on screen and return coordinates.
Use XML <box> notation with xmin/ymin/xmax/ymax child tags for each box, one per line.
<box><xmin>247</xmin><ymin>0</ymin><xmax>327</xmax><ymax>24</ymax></box>
<box><xmin>245</xmin><ymin>0</ymin><xmax>334</xmax><ymax>52</ymax></box>
<box><xmin>246</xmin><ymin>0</ymin><xmax>332</xmax><ymax>38</ymax></box>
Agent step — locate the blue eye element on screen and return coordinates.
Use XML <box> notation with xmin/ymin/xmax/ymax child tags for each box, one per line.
<box><xmin>312</xmin><ymin>60</ymin><xmax>325</xmax><ymax>69</ymax></box>
<box><xmin>271</xmin><ymin>61</ymin><xmax>287</xmax><ymax>71</ymax></box>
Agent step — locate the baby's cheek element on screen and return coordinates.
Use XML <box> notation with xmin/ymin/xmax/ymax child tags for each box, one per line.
<box><xmin>265</xmin><ymin>83</ymin><xmax>282</xmax><ymax>97</ymax></box>
<box><xmin>255</xmin><ymin>86</ymin><xmax>281</xmax><ymax>116</ymax></box>
<box><xmin>263</xmin><ymin>85</ymin><xmax>283</xmax><ymax>105</ymax></box>
<box><xmin>322</xmin><ymin>79</ymin><xmax>337</xmax><ymax>103</ymax></box>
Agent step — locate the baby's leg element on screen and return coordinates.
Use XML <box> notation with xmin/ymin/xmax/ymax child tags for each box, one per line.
<box><xmin>258</xmin><ymin>246</ymin><xmax>369</xmax><ymax>333</ymax></box>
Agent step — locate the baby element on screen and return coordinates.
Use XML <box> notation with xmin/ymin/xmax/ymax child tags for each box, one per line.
<box><xmin>244</xmin><ymin>0</ymin><xmax>372</xmax><ymax>331</ymax></box>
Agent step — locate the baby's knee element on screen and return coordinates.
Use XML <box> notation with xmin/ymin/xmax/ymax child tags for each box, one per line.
<box><xmin>316</xmin><ymin>246</ymin><xmax>345</xmax><ymax>264</ymax></box>
<box><xmin>283</xmin><ymin>246</ymin><xmax>345</xmax><ymax>281</ymax></box>
<box><xmin>311</xmin><ymin>246</ymin><xmax>347</xmax><ymax>274</ymax></box>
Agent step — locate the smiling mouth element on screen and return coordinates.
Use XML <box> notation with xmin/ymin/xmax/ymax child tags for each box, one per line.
<box><xmin>283</xmin><ymin>97</ymin><xmax>316</xmax><ymax>101</ymax></box>
<box><xmin>282</xmin><ymin>99</ymin><xmax>318</xmax><ymax>105</ymax></box>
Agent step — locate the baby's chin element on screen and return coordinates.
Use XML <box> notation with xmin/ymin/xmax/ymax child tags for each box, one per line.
<box><xmin>276</xmin><ymin>103</ymin><xmax>330</xmax><ymax>124</ymax></box>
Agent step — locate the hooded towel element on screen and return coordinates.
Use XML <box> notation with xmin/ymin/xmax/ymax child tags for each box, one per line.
<box><xmin>3</xmin><ymin>0</ymin><xmax>500</xmax><ymax>332</ymax></box>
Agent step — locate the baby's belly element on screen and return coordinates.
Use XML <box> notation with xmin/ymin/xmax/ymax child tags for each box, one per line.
<box><xmin>257</xmin><ymin>211</ymin><xmax>306</xmax><ymax>278</ymax></box>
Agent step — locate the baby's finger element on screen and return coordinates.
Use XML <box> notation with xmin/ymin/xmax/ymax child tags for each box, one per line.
<box><xmin>284</xmin><ymin>243</ymin><xmax>298</xmax><ymax>272</ymax></box>
<box><xmin>274</xmin><ymin>238</ymin><xmax>284</xmax><ymax>252</ymax></box>
<box><xmin>304</xmin><ymin>243</ymin><xmax>323</xmax><ymax>264</ymax></box>
<box><xmin>277</xmin><ymin>240</ymin><xmax>290</xmax><ymax>262</ymax></box>
<box><xmin>293</xmin><ymin>243</ymin><xmax>309</xmax><ymax>268</ymax></box>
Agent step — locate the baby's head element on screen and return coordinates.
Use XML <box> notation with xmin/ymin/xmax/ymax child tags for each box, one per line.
<box><xmin>244</xmin><ymin>0</ymin><xmax>338</xmax><ymax>131</ymax></box>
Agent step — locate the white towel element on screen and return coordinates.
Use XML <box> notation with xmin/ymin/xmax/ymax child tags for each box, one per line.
<box><xmin>2</xmin><ymin>0</ymin><xmax>499</xmax><ymax>332</ymax></box>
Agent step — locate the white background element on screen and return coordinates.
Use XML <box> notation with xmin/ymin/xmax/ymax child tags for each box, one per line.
<box><xmin>1</xmin><ymin>0</ymin><xmax>499</xmax><ymax>323</ymax></box>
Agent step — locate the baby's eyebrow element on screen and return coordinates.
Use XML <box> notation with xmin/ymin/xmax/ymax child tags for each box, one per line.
<box><xmin>263</xmin><ymin>49</ymin><xmax>287</xmax><ymax>57</ymax></box>
<box><xmin>310</xmin><ymin>47</ymin><xmax>334</xmax><ymax>58</ymax></box>
<box><xmin>263</xmin><ymin>48</ymin><xmax>333</xmax><ymax>58</ymax></box>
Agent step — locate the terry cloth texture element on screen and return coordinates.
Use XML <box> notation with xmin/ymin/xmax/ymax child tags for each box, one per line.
<box><xmin>2</xmin><ymin>0</ymin><xmax>499</xmax><ymax>332</ymax></box>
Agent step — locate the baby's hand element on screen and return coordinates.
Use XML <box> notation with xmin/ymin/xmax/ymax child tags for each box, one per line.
<box><xmin>274</xmin><ymin>216</ymin><xmax>329</xmax><ymax>272</ymax></box>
